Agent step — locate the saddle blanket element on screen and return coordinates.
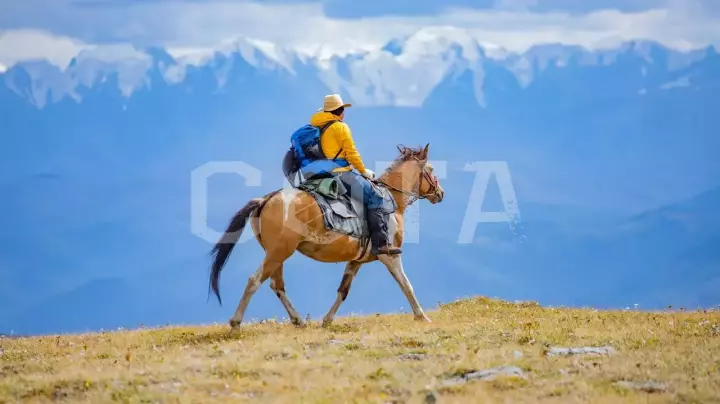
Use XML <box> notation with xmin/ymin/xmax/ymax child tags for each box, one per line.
<box><xmin>297</xmin><ymin>176</ymin><xmax>396</xmax><ymax>239</ymax></box>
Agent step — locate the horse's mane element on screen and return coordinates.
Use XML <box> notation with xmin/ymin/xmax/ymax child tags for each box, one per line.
<box><xmin>382</xmin><ymin>144</ymin><xmax>427</xmax><ymax>174</ymax></box>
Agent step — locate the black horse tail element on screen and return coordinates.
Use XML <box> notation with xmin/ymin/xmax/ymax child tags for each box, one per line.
<box><xmin>208</xmin><ymin>198</ymin><xmax>263</xmax><ymax>305</ymax></box>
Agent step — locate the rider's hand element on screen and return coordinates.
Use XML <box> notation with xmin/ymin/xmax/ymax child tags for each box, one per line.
<box><xmin>362</xmin><ymin>169</ymin><xmax>375</xmax><ymax>180</ymax></box>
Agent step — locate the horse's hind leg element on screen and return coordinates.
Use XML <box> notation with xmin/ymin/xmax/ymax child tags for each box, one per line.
<box><xmin>229</xmin><ymin>246</ymin><xmax>296</xmax><ymax>329</ymax></box>
<box><xmin>269</xmin><ymin>265</ymin><xmax>305</xmax><ymax>327</ymax></box>
<box><xmin>228</xmin><ymin>256</ymin><xmax>278</xmax><ymax>329</ymax></box>
<box><xmin>322</xmin><ymin>261</ymin><xmax>363</xmax><ymax>326</ymax></box>
<box><xmin>229</xmin><ymin>191</ymin><xmax>303</xmax><ymax>329</ymax></box>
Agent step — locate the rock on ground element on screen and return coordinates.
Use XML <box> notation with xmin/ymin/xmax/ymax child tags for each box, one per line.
<box><xmin>444</xmin><ymin>366</ymin><xmax>526</xmax><ymax>386</ymax></box>
<box><xmin>546</xmin><ymin>346</ymin><xmax>616</xmax><ymax>356</ymax></box>
<box><xmin>614</xmin><ymin>380</ymin><xmax>667</xmax><ymax>393</ymax></box>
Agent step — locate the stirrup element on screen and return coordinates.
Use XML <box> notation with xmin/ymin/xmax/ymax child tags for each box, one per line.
<box><xmin>376</xmin><ymin>245</ymin><xmax>402</xmax><ymax>255</ymax></box>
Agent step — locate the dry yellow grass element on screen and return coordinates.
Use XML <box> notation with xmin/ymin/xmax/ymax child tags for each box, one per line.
<box><xmin>1</xmin><ymin>296</ymin><xmax>719</xmax><ymax>403</ymax></box>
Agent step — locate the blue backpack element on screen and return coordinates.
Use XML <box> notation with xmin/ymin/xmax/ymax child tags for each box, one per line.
<box><xmin>283</xmin><ymin>121</ymin><xmax>349</xmax><ymax>183</ymax></box>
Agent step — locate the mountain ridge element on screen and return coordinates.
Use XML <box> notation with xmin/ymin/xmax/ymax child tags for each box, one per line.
<box><xmin>2</xmin><ymin>28</ymin><xmax>718</xmax><ymax>109</ymax></box>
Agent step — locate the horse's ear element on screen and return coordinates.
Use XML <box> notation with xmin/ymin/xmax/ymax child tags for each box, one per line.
<box><xmin>422</xmin><ymin>143</ymin><xmax>430</xmax><ymax>159</ymax></box>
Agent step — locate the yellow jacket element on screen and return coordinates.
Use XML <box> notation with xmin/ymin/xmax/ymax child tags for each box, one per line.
<box><xmin>310</xmin><ymin>111</ymin><xmax>367</xmax><ymax>173</ymax></box>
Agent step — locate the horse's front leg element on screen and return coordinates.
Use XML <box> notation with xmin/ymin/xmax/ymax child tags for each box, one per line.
<box><xmin>378</xmin><ymin>254</ymin><xmax>430</xmax><ymax>322</ymax></box>
<box><xmin>322</xmin><ymin>261</ymin><xmax>363</xmax><ymax>326</ymax></box>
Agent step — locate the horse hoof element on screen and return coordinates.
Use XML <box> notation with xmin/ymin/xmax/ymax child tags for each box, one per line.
<box><xmin>229</xmin><ymin>319</ymin><xmax>242</xmax><ymax>329</ymax></box>
<box><xmin>291</xmin><ymin>318</ymin><xmax>307</xmax><ymax>328</ymax></box>
<box><xmin>414</xmin><ymin>314</ymin><xmax>431</xmax><ymax>323</ymax></box>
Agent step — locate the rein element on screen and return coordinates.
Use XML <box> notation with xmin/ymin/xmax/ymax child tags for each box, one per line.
<box><xmin>371</xmin><ymin>156</ymin><xmax>439</xmax><ymax>206</ymax></box>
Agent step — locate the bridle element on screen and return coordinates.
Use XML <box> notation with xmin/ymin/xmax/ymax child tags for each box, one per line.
<box><xmin>372</xmin><ymin>155</ymin><xmax>441</xmax><ymax>206</ymax></box>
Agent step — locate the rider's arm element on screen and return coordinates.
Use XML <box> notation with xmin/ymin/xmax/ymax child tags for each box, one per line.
<box><xmin>335</xmin><ymin>123</ymin><xmax>367</xmax><ymax>174</ymax></box>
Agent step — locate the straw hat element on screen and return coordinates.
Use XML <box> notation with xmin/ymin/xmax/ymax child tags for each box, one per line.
<box><xmin>318</xmin><ymin>93</ymin><xmax>352</xmax><ymax>112</ymax></box>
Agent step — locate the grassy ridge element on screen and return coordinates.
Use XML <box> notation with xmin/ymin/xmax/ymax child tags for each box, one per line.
<box><xmin>1</xmin><ymin>297</ymin><xmax>719</xmax><ymax>403</ymax></box>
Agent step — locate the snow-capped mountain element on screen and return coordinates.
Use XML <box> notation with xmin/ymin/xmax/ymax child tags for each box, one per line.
<box><xmin>2</xmin><ymin>26</ymin><xmax>717</xmax><ymax>109</ymax></box>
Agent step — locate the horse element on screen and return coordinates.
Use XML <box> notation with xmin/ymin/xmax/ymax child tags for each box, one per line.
<box><xmin>208</xmin><ymin>143</ymin><xmax>445</xmax><ymax>330</ymax></box>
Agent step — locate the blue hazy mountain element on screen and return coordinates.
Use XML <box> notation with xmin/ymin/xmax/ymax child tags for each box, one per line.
<box><xmin>0</xmin><ymin>29</ymin><xmax>718</xmax><ymax>335</ymax></box>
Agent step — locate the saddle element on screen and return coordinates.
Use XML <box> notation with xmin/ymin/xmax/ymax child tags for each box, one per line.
<box><xmin>296</xmin><ymin>175</ymin><xmax>394</xmax><ymax>239</ymax></box>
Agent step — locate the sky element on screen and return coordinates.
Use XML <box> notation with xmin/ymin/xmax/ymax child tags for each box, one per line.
<box><xmin>1</xmin><ymin>0</ymin><xmax>720</xmax><ymax>69</ymax></box>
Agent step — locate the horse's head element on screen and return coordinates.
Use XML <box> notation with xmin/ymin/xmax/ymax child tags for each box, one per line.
<box><xmin>413</xmin><ymin>144</ymin><xmax>444</xmax><ymax>204</ymax></box>
<box><xmin>380</xmin><ymin>143</ymin><xmax>444</xmax><ymax>206</ymax></box>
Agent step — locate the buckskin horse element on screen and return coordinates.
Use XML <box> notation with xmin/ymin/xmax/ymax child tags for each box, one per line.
<box><xmin>208</xmin><ymin>144</ymin><xmax>445</xmax><ymax>329</ymax></box>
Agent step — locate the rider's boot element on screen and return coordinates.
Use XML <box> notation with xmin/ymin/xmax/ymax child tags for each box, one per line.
<box><xmin>367</xmin><ymin>208</ymin><xmax>402</xmax><ymax>255</ymax></box>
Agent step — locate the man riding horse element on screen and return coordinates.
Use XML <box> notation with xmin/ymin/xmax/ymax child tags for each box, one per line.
<box><xmin>211</xmin><ymin>101</ymin><xmax>444</xmax><ymax>328</ymax></box>
<box><xmin>292</xmin><ymin>94</ymin><xmax>402</xmax><ymax>256</ymax></box>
